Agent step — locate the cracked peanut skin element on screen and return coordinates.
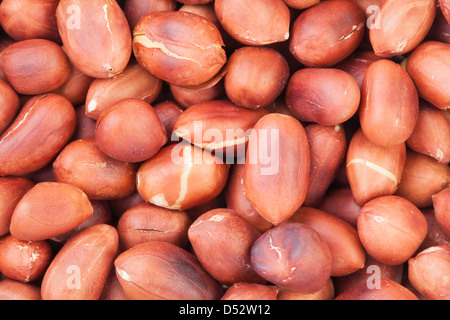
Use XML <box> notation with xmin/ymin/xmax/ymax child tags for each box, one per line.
<box><xmin>250</xmin><ymin>222</ymin><xmax>332</xmax><ymax>294</ymax></box>
<box><xmin>188</xmin><ymin>208</ymin><xmax>264</xmax><ymax>285</ymax></box>
<box><xmin>346</xmin><ymin>129</ymin><xmax>406</xmax><ymax>206</ymax></box>
<box><xmin>369</xmin><ymin>0</ymin><xmax>436</xmax><ymax>58</ymax></box>
<box><xmin>133</xmin><ymin>11</ymin><xmax>226</xmax><ymax>87</ymax></box>
<box><xmin>56</xmin><ymin>0</ymin><xmax>132</xmax><ymax>79</ymax></box>
<box><xmin>136</xmin><ymin>143</ymin><xmax>229</xmax><ymax>211</ymax></box>
<box><xmin>41</xmin><ymin>224</ymin><xmax>119</xmax><ymax>300</ymax></box>
<box><xmin>117</xmin><ymin>202</ymin><xmax>191</xmax><ymax>251</ymax></box>
<box><xmin>0</xmin><ymin>235</ymin><xmax>52</xmax><ymax>283</ymax></box>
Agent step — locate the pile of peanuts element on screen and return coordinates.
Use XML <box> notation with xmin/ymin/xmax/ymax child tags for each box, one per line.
<box><xmin>0</xmin><ymin>0</ymin><xmax>449</xmax><ymax>301</ymax></box>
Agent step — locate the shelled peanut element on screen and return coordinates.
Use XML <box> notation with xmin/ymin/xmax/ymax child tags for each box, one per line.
<box><xmin>0</xmin><ymin>0</ymin><xmax>449</xmax><ymax>301</ymax></box>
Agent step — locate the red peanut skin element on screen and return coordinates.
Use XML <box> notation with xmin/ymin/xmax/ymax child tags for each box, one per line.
<box><xmin>178</xmin><ymin>3</ymin><xmax>221</xmax><ymax>30</ymax></box>
<box><xmin>0</xmin><ymin>279</ymin><xmax>41</xmax><ymax>300</ymax></box>
<box><xmin>214</xmin><ymin>0</ymin><xmax>290</xmax><ymax>46</ymax></box>
<box><xmin>369</xmin><ymin>0</ymin><xmax>436</xmax><ymax>57</ymax></box>
<box><xmin>72</xmin><ymin>105</ymin><xmax>96</xmax><ymax>140</ymax></box>
<box><xmin>244</xmin><ymin>114</ymin><xmax>310</xmax><ymax>226</ymax></box>
<box><xmin>408</xmin><ymin>246</ymin><xmax>450</xmax><ymax>300</ymax></box>
<box><xmin>357</xmin><ymin>195</ymin><xmax>428</xmax><ymax>265</ymax></box>
<box><xmin>136</xmin><ymin>143</ymin><xmax>230</xmax><ymax>211</ymax></box>
<box><xmin>0</xmin><ymin>79</ymin><xmax>20</xmax><ymax>135</ymax></box>
<box><xmin>100</xmin><ymin>269</ymin><xmax>130</xmax><ymax>300</ymax></box>
<box><xmin>251</xmin><ymin>223</ymin><xmax>332</xmax><ymax>293</ymax></box>
<box><xmin>406</xmin><ymin>101</ymin><xmax>450</xmax><ymax>164</ymax></box>
<box><xmin>0</xmin><ymin>235</ymin><xmax>52</xmax><ymax>283</ymax></box>
<box><xmin>0</xmin><ymin>0</ymin><xmax>60</xmax><ymax>42</ymax></box>
<box><xmin>0</xmin><ymin>177</ymin><xmax>34</xmax><ymax>236</ymax></box>
<box><xmin>346</xmin><ymin>129</ymin><xmax>406</xmax><ymax>206</ymax></box>
<box><xmin>0</xmin><ymin>94</ymin><xmax>76</xmax><ymax>177</ymax></box>
<box><xmin>360</xmin><ymin>59</ymin><xmax>419</xmax><ymax>147</ymax></box>
<box><xmin>188</xmin><ymin>208</ymin><xmax>265</xmax><ymax>285</ymax></box>
<box><xmin>123</xmin><ymin>0</ymin><xmax>177</xmax><ymax>30</ymax></box>
<box><xmin>95</xmin><ymin>98</ymin><xmax>167</xmax><ymax>163</ymax></box>
<box><xmin>334</xmin><ymin>50</ymin><xmax>382</xmax><ymax>89</ymax></box>
<box><xmin>283</xmin><ymin>0</ymin><xmax>320</xmax><ymax>10</ymax></box>
<box><xmin>289</xmin><ymin>0</ymin><xmax>365</xmax><ymax>67</ymax></box>
<box><xmin>56</xmin><ymin>0</ymin><xmax>132</xmax><ymax>78</ymax></box>
<box><xmin>108</xmin><ymin>191</ymin><xmax>145</xmax><ymax>218</ymax></box>
<box><xmin>52</xmin><ymin>199</ymin><xmax>112</xmax><ymax>244</ymax></box>
<box><xmin>419</xmin><ymin>208</ymin><xmax>450</xmax><ymax>251</ymax></box>
<box><xmin>406</xmin><ymin>41</ymin><xmax>450</xmax><ymax>110</ymax></box>
<box><xmin>277</xmin><ymin>278</ymin><xmax>335</xmax><ymax>300</ymax></box>
<box><xmin>395</xmin><ymin>150</ymin><xmax>450</xmax><ymax>208</ymax></box>
<box><xmin>221</xmin><ymin>283</ymin><xmax>279</xmax><ymax>300</ymax></box>
<box><xmin>169</xmin><ymin>80</ymin><xmax>226</xmax><ymax>109</ymax></box>
<box><xmin>0</xmin><ymin>34</ymin><xmax>15</xmax><ymax>82</ymax></box>
<box><xmin>172</xmin><ymin>99</ymin><xmax>269</xmax><ymax>152</ymax></box>
<box><xmin>287</xmin><ymin>207</ymin><xmax>366</xmax><ymax>277</ymax></box>
<box><xmin>428</xmin><ymin>8</ymin><xmax>450</xmax><ymax>44</ymax></box>
<box><xmin>333</xmin><ymin>253</ymin><xmax>404</xmax><ymax>296</ymax></box>
<box><xmin>53</xmin><ymin>139</ymin><xmax>137</xmax><ymax>200</ymax></box>
<box><xmin>225</xmin><ymin>46</ymin><xmax>290</xmax><ymax>110</ymax></box>
<box><xmin>224</xmin><ymin>164</ymin><xmax>273</xmax><ymax>233</ymax></box>
<box><xmin>318</xmin><ymin>187</ymin><xmax>361</xmax><ymax>227</ymax></box>
<box><xmin>349</xmin><ymin>0</ymin><xmax>383</xmax><ymax>19</ymax></box>
<box><xmin>117</xmin><ymin>202</ymin><xmax>191</xmax><ymax>250</ymax></box>
<box><xmin>303</xmin><ymin>123</ymin><xmax>347</xmax><ymax>207</ymax></box>
<box><xmin>186</xmin><ymin>194</ymin><xmax>227</xmax><ymax>222</ymax></box>
<box><xmin>153</xmin><ymin>100</ymin><xmax>184</xmax><ymax>139</ymax></box>
<box><xmin>335</xmin><ymin>279</ymin><xmax>419</xmax><ymax>300</ymax></box>
<box><xmin>10</xmin><ymin>182</ymin><xmax>94</xmax><ymax>241</ymax></box>
<box><xmin>285</xmin><ymin>68</ymin><xmax>361</xmax><ymax>126</ymax></box>
<box><xmin>85</xmin><ymin>61</ymin><xmax>163</xmax><ymax>120</ymax></box>
<box><xmin>114</xmin><ymin>241</ymin><xmax>223</xmax><ymax>300</ymax></box>
<box><xmin>133</xmin><ymin>11</ymin><xmax>226</xmax><ymax>86</ymax></box>
<box><xmin>432</xmin><ymin>187</ymin><xmax>450</xmax><ymax>237</ymax></box>
<box><xmin>0</xmin><ymin>39</ymin><xmax>71</xmax><ymax>95</ymax></box>
<box><xmin>53</xmin><ymin>57</ymin><xmax>95</xmax><ymax>107</ymax></box>
<box><xmin>179</xmin><ymin>0</ymin><xmax>214</xmax><ymax>4</ymax></box>
<box><xmin>41</xmin><ymin>224</ymin><xmax>119</xmax><ymax>300</ymax></box>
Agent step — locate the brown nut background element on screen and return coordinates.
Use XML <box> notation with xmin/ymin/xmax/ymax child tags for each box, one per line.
<box><xmin>0</xmin><ymin>0</ymin><xmax>449</xmax><ymax>304</ymax></box>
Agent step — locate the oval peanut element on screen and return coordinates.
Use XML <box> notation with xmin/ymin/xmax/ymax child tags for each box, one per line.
<box><xmin>41</xmin><ymin>224</ymin><xmax>119</xmax><ymax>300</ymax></box>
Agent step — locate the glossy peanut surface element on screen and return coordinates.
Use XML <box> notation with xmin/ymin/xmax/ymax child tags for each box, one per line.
<box><xmin>95</xmin><ymin>98</ymin><xmax>167</xmax><ymax>163</ymax></box>
<box><xmin>9</xmin><ymin>182</ymin><xmax>93</xmax><ymax>241</ymax></box>
<box><xmin>0</xmin><ymin>94</ymin><xmax>76</xmax><ymax>176</ymax></box>
<box><xmin>133</xmin><ymin>11</ymin><xmax>226</xmax><ymax>86</ymax></box>
<box><xmin>369</xmin><ymin>0</ymin><xmax>436</xmax><ymax>57</ymax></box>
<box><xmin>244</xmin><ymin>113</ymin><xmax>310</xmax><ymax>225</ymax></box>
<box><xmin>357</xmin><ymin>195</ymin><xmax>428</xmax><ymax>265</ymax></box>
<box><xmin>285</xmin><ymin>68</ymin><xmax>361</xmax><ymax>126</ymax></box>
<box><xmin>56</xmin><ymin>0</ymin><xmax>132</xmax><ymax>78</ymax></box>
<box><xmin>290</xmin><ymin>0</ymin><xmax>365</xmax><ymax>67</ymax></box>
<box><xmin>360</xmin><ymin>59</ymin><xmax>419</xmax><ymax>147</ymax></box>
<box><xmin>0</xmin><ymin>39</ymin><xmax>71</xmax><ymax>95</ymax></box>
